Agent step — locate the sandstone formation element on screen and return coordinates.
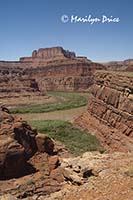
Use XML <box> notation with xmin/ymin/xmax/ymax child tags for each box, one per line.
<box><xmin>126</xmin><ymin>65</ymin><xmax>133</xmax><ymax>72</ymax></box>
<box><xmin>74</xmin><ymin>71</ymin><xmax>133</xmax><ymax>152</ymax></box>
<box><xmin>0</xmin><ymin>107</ymin><xmax>54</xmax><ymax>179</ymax></box>
<box><xmin>1</xmin><ymin>151</ymin><xmax>132</xmax><ymax>200</ymax></box>
<box><xmin>0</xmin><ymin>47</ymin><xmax>104</xmax><ymax>93</ymax></box>
<box><xmin>0</xmin><ymin>106</ymin><xmax>78</xmax><ymax>198</ymax></box>
<box><xmin>26</xmin><ymin>61</ymin><xmax>95</xmax><ymax>91</ymax></box>
<box><xmin>0</xmin><ymin>64</ymin><xmax>41</xmax><ymax>102</ymax></box>
<box><xmin>102</xmin><ymin>59</ymin><xmax>133</xmax><ymax>71</ymax></box>
<box><xmin>20</xmin><ymin>46</ymin><xmax>76</xmax><ymax>62</ymax></box>
<box><xmin>42</xmin><ymin>151</ymin><xmax>133</xmax><ymax>200</ymax></box>
<box><xmin>0</xmin><ymin>107</ymin><xmax>132</xmax><ymax>199</ymax></box>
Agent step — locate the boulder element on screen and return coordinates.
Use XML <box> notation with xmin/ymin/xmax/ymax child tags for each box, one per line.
<box><xmin>0</xmin><ymin>136</ymin><xmax>25</xmax><ymax>178</ymax></box>
<box><xmin>35</xmin><ymin>133</ymin><xmax>54</xmax><ymax>154</ymax></box>
<box><xmin>48</xmin><ymin>155</ymin><xmax>60</xmax><ymax>171</ymax></box>
<box><xmin>13</xmin><ymin>121</ymin><xmax>38</xmax><ymax>158</ymax></box>
<box><xmin>0</xmin><ymin>108</ymin><xmax>55</xmax><ymax>179</ymax></box>
<box><xmin>50</xmin><ymin>167</ymin><xmax>64</xmax><ymax>183</ymax></box>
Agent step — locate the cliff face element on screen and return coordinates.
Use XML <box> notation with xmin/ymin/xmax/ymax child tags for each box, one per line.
<box><xmin>74</xmin><ymin>71</ymin><xmax>133</xmax><ymax>152</ymax></box>
<box><xmin>0</xmin><ymin>47</ymin><xmax>101</xmax><ymax>92</ymax></box>
<box><xmin>102</xmin><ymin>59</ymin><xmax>133</xmax><ymax>71</ymax></box>
<box><xmin>25</xmin><ymin>61</ymin><xmax>95</xmax><ymax>91</ymax></box>
<box><xmin>20</xmin><ymin>46</ymin><xmax>76</xmax><ymax>62</ymax></box>
<box><xmin>0</xmin><ymin>65</ymin><xmax>40</xmax><ymax>99</ymax></box>
<box><xmin>126</xmin><ymin>65</ymin><xmax>133</xmax><ymax>72</ymax></box>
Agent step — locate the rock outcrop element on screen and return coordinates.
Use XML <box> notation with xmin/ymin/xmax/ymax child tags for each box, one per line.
<box><xmin>0</xmin><ymin>106</ymin><xmax>77</xmax><ymax>198</ymax></box>
<box><xmin>41</xmin><ymin>151</ymin><xmax>133</xmax><ymax>200</ymax></box>
<box><xmin>0</xmin><ymin>47</ymin><xmax>104</xmax><ymax>93</ymax></box>
<box><xmin>126</xmin><ymin>65</ymin><xmax>133</xmax><ymax>72</ymax></box>
<box><xmin>74</xmin><ymin>71</ymin><xmax>133</xmax><ymax>152</ymax></box>
<box><xmin>0</xmin><ymin>64</ymin><xmax>41</xmax><ymax>101</ymax></box>
<box><xmin>101</xmin><ymin>59</ymin><xmax>133</xmax><ymax>71</ymax></box>
<box><xmin>26</xmin><ymin>61</ymin><xmax>95</xmax><ymax>91</ymax></box>
<box><xmin>0</xmin><ymin>107</ymin><xmax>54</xmax><ymax>179</ymax></box>
<box><xmin>0</xmin><ymin>76</ymin><xmax>39</xmax><ymax>97</ymax></box>
<box><xmin>20</xmin><ymin>46</ymin><xmax>76</xmax><ymax>62</ymax></box>
<box><xmin>0</xmin><ymin>150</ymin><xmax>133</xmax><ymax>200</ymax></box>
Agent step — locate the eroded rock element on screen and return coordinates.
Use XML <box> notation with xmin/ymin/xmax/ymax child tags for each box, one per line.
<box><xmin>0</xmin><ymin>194</ymin><xmax>18</xmax><ymax>200</ymax></box>
<box><xmin>36</xmin><ymin>133</ymin><xmax>54</xmax><ymax>154</ymax></box>
<box><xmin>0</xmin><ymin>108</ymin><xmax>54</xmax><ymax>179</ymax></box>
<box><xmin>74</xmin><ymin>71</ymin><xmax>133</xmax><ymax>152</ymax></box>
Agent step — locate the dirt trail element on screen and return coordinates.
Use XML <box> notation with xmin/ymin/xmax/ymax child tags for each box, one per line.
<box><xmin>16</xmin><ymin>106</ymin><xmax>87</xmax><ymax>121</ymax></box>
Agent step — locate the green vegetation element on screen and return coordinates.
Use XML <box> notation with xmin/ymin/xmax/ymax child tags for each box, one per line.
<box><xmin>11</xmin><ymin>92</ymin><xmax>88</xmax><ymax>114</ymax></box>
<box><xmin>28</xmin><ymin>120</ymin><xmax>104</xmax><ymax>156</ymax></box>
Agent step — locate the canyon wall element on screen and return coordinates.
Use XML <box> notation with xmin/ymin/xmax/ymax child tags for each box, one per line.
<box><xmin>0</xmin><ymin>47</ymin><xmax>102</xmax><ymax>93</ymax></box>
<box><xmin>0</xmin><ymin>65</ymin><xmax>40</xmax><ymax>99</ymax></box>
<box><xmin>25</xmin><ymin>61</ymin><xmax>95</xmax><ymax>91</ymax></box>
<box><xmin>126</xmin><ymin>65</ymin><xmax>133</xmax><ymax>72</ymax></box>
<box><xmin>20</xmin><ymin>46</ymin><xmax>76</xmax><ymax>62</ymax></box>
<box><xmin>102</xmin><ymin>59</ymin><xmax>133</xmax><ymax>71</ymax></box>
<box><xmin>74</xmin><ymin>71</ymin><xmax>133</xmax><ymax>152</ymax></box>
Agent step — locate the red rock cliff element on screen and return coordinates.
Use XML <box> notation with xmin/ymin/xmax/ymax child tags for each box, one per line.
<box><xmin>74</xmin><ymin>71</ymin><xmax>133</xmax><ymax>152</ymax></box>
<box><xmin>20</xmin><ymin>46</ymin><xmax>76</xmax><ymax>62</ymax></box>
<box><xmin>0</xmin><ymin>47</ymin><xmax>103</xmax><ymax>92</ymax></box>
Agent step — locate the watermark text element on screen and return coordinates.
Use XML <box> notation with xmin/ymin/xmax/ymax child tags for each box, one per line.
<box><xmin>61</xmin><ymin>14</ymin><xmax>120</xmax><ymax>24</ymax></box>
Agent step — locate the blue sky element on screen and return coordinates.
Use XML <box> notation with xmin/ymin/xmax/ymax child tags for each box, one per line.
<box><xmin>0</xmin><ymin>0</ymin><xmax>133</xmax><ymax>62</ymax></box>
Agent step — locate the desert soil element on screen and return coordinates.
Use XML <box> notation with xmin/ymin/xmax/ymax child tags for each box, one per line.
<box><xmin>16</xmin><ymin>106</ymin><xmax>87</xmax><ymax>121</ymax></box>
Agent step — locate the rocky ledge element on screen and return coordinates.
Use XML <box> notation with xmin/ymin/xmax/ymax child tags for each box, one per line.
<box><xmin>1</xmin><ymin>151</ymin><xmax>132</xmax><ymax>200</ymax></box>
<box><xmin>74</xmin><ymin>71</ymin><xmax>133</xmax><ymax>152</ymax></box>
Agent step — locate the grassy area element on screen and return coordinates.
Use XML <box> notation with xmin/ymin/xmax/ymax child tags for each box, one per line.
<box><xmin>28</xmin><ymin>120</ymin><xmax>104</xmax><ymax>156</ymax></box>
<box><xmin>11</xmin><ymin>92</ymin><xmax>88</xmax><ymax>114</ymax></box>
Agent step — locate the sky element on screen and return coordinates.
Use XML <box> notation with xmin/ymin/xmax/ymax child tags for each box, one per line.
<box><xmin>0</xmin><ymin>0</ymin><xmax>133</xmax><ymax>62</ymax></box>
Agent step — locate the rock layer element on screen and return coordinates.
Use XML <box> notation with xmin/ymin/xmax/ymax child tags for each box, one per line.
<box><xmin>74</xmin><ymin>71</ymin><xmax>133</xmax><ymax>152</ymax></box>
<box><xmin>0</xmin><ymin>47</ymin><xmax>103</xmax><ymax>93</ymax></box>
<box><xmin>0</xmin><ymin>64</ymin><xmax>41</xmax><ymax>101</ymax></box>
<box><xmin>20</xmin><ymin>46</ymin><xmax>76</xmax><ymax>62</ymax></box>
<box><xmin>101</xmin><ymin>59</ymin><xmax>133</xmax><ymax>71</ymax></box>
